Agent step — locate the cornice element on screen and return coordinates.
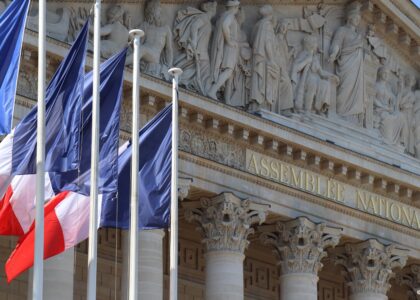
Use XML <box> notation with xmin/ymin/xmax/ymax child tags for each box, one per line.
<box><xmin>179</xmin><ymin>151</ymin><xmax>420</xmax><ymax>241</ymax></box>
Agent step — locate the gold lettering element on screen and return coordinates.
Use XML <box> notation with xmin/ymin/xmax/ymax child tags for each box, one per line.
<box><xmin>260</xmin><ymin>157</ymin><xmax>270</xmax><ymax>177</ymax></box>
<box><xmin>247</xmin><ymin>153</ymin><xmax>259</xmax><ymax>174</ymax></box>
<box><xmin>367</xmin><ymin>195</ymin><xmax>379</xmax><ymax>214</ymax></box>
<box><xmin>270</xmin><ymin>160</ymin><xmax>280</xmax><ymax>181</ymax></box>
<box><xmin>356</xmin><ymin>190</ymin><xmax>369</xmax><ymax>210</ymax></box>
<box><xmin>390</xmin><ymin>203</ymin><xmax>401</xmax><ymax>222</ymax></box>
<box><xmin>305</xmin><ymin>172</ymin><xmax>316</xmax><ymax>193</ymax></box>
<box><xmin>336</xmin><ymin>183</ymin><xmax>345</xmax><ymax>203</ymax></box>
<box><xmin>280</xmin><ymin>164</ymin><xmax>289</xmax><ymax>184</ymax></box>
<box><xmin>327</xmin><ymin>179</ymin><xmax>336</xmax><ymax>200</ymax></box>
<box><xmin>291</xmin><ymin>167</ymin><xmax>302</xmax><ymax>188</ymax></box>
<box><xmin>401</xmin><ymin>206</ymin><xmax>414</xmax><ymax>226</ymax></box>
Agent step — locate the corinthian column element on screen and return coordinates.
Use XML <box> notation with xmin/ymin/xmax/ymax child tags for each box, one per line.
<box><xmin>260</xmin><ymin>217</ymin><xmax>342</xmax><ymax>300</ymax></box>
<box><xmin>184</xmin><ymin>192</ymin><xmax>269</xmax><ymax>300</ymax></box>
<box><xmin>333</xmin><ymin>239</ymin><xmax>408</xmax><ymax>300</ymax></box>
<box><xmin>396</xmin><ymin>264</ymin><xmax>420</xmax><ymax>300</ymax></box>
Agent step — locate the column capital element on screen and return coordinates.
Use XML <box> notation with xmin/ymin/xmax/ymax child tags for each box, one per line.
<box><xmin>332</xmin><ymin>239</ymin><xmax>408</xmax><ymax>295</ymax></box>
<box><xmin>183</xmin><ymin>192</ymin><xmax>269</xmax><ymax>253</ymax></box>
<box><xmin>396</xmin><ymin>264</ymin><xmax>420</xmax><ymax>300</ymax></box>
<box><xmin>260</xmin><ymin>217</ymin><xmax>342</xmax><ymax>275</ymax></box>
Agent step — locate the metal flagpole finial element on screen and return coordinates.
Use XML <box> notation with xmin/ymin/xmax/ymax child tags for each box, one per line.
<box><xmin>129</xmin><ymin>29</ymin><xmax>145</xmax><ymax>39</ymax></box>
<box><xmin>168</xmin><ymin>67</ymin><xmax>183</xmax><ymax>77</ymax></box>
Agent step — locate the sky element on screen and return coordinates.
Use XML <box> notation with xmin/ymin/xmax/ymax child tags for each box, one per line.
<box><xmin>412</xmin><ymin>0</ymin><xmax>420</xmax><ymax>8</ymax></box>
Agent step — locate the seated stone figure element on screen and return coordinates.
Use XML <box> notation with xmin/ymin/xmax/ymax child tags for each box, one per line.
<box><xmin>96</xmin><ymin>5</ymin><xmax>129</xmax><ymax>59</ymax></box>
<box><xmin>290</xmin><ymin>35</ymin><xmax>338</xmax><ymax>114</ymax></box>
<box><xmin>126</xmin><ymin>0</ymin><xmax>173</xmax><ymax>80</ymax></box>
<box><xmin>27</xmin><ymin>6</ymin><xmax>71</xmax><ymax>41</ymax></box>
<box><xmin>173</xmin><ymin>2</ymin><xmax>217</xmax><ymax>95</ymax></box>
<box><xmin>373</xmin><ymin>67</ymin><xmax>407</xmax><ymax>147</ymax></box>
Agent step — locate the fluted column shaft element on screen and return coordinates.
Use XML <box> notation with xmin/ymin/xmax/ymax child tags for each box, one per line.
<box><xmin>260</xmin><ymin>217</ymin><xmax>342</xmax><ymax>300</ymax></box>
<box><xmin>184</xmin><ymin>192</ymin><xmax>269</xmax><ymax>300</ymax></box>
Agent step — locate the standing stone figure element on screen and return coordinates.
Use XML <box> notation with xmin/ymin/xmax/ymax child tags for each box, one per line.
<box><xmin>329</xmin><ymin>2</ymin><xmax>365</xmax><ymax>124</ymax></box>
<box><xmin>373</xmin><ymin>67</ymin><xmax>406</xmax><ymax>147</ymax></box>
<box><xmin>400</xmin><ymin>74</ymin><xmax>416</xmax><ymax>154</ymax></box>
<box><xmin>249</xmin><ymin>5</ymin><xmax>280</xmax><ymax>113</ymax></box>
<box><xmin>276</xmin><ymin>20</ymin><xmax>294</xmax><ymax>114</ymax></box>
<box><xmin>413</xmin><ymin>91</ymin><xmax>420</xmax><ymax>158</ymax></box>
<box><xmin>173</xmin><ymin>2</ymin><xmax>217</xmax><ymax>96</ymax></box>
<box><xmin>291</xmin><ymin>35</ymin><xmax>339</xmax><ymax>114</ymax></box>
<box><xmin>208</xmin><ymin>0</ymin><xmax>240</xmax><ymax>101</ymax></box>
<box><xmin>96</xmin><ymin>5</ymin><xmax>129</xmax><ymax>59</ymax></box>
<box><xmin>127</xmin><ymin>0</ymin><xmax>174</xmax><ymax>79</ymax></box>
<box><xmin>227</xmin><ymin>7</ymin><xmax>252</xmax><ymax>108</ymax></box>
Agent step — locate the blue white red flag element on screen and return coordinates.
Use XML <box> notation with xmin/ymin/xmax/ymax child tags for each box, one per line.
<box><xmin>5</xmin><ymin>48</ymin><xmax>127</xmax><ymax>282</ymax></box>
<box><xmin>0</xmin><ymin>0</ymin><xmax>31</xmax><ymax>135</ymax></box>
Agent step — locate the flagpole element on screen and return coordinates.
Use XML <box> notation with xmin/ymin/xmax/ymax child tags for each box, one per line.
<box><xmin>168</xmin><ymin>67</ymin><xmax>182</xmax><ymax>300</ymax></box>
<box><xmin>128</xmin><ymin>28</ymin><xmax>144</xmax><ymax>300</ymax></box>
<box><xmin>87</xmin><ymin>1</ymin><xmax>101</xmax><ymax>300</ymax></box>
<box><xmin>33</xmin><ymin>0</ymin><xmax>46</xmax><ymax>299</ymax></box>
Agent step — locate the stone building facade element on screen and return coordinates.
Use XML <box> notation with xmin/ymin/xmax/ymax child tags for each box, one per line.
<box><xmin>0</xmin><ymin>0</ymin><xmax>420</xmax><ymax>299</ymax></box>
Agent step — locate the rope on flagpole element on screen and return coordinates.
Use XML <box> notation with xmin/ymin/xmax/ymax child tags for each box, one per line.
<box><xmin>168</xmin><ymin>67</ymin><xmax>182</xmax><ymax>300</ymax></box>
<box><xmin>87</xmin><ymin>0</ymin><xmax>101</xmax><ymax>299</ymax></box>
<box><xmin>128</xmin><ymin>28</ymin><xmax>144</xmax><ymax>300</ymax></box>
<box><xmin>33</xmin><ymin>0</ymin><xmax>46</xmax><ymax>298</ymax></box>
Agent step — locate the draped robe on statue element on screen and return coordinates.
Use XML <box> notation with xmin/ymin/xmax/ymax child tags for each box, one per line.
<box><xmin>174</xmin><ymin>7</ymin><xmax>212</xmax><ymax>95</ymax></box>
<box><xmin>250</xmin><ymin>17</ymin><xmax>280</xmax><ymax>111</ymax></box>
<box><xmin>330</xmin><ymin>26</ymin><xmax>365</xmax><ymax>118</ymax></box>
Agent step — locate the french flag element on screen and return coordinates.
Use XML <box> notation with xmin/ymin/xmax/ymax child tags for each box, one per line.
<box><xmin>5</xmin><ymin>102</ymin><xmax>172</xmax><ymax>281</ymax></box>
<box><xmin>5</xmin><ymin>48</ymin><xmax>128</xmax><ymax>282</ymax></box>
<box><xmin>0</xmin><ymin>22</ymin><xmax>89</xmax><ymax>237</ymax></box>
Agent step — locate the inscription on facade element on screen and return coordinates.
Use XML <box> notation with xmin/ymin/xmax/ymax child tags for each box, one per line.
<box><xmin>246</xmin><ymin>150</ymin><xmax>420</xmax><ymax>230</ymax></box>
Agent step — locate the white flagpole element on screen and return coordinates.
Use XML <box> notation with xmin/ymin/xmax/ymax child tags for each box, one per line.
<box><xmin>168</xmin><ymin>67</ymin><xmax>182</xmax><ymax>300</ymax></box>
<box><xmin>87</xmin><ymin>1</ymin><xmax>101</xmax><ymax>299</ymax></box>
<box><xmin>128</xmin><ymin>28</ymin><xmax>144</xmax><ymax>300</ymax></box>
<box><xmin>33</xmin><ymin>0</ymin><xmax>46</xmax><ymax>299</ymax></box>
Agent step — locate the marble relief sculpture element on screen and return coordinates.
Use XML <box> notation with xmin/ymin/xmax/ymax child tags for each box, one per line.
<box><xmin>208</xmin><ymin>0</ymin><xmax>240</xmax><ymax>101</ymax></box>
<box><xmin>400</xmin><ymin>74</ymin><xmax>416</xmax><ymax>154</ymax></box>
<box><xmin>131</xmin><ymin>0</ymin><xmax>174</xmax><ymax>79</ymax></box>
<box><xmin>329</xmin><ymin>2</ymin><xmax>365</xmax><ymax>124</ymax></box>
<box><xmin>372</xmin><ymin>67</ymin><xmax>407</xmax><ymax>147</ymax></box>
<box><xmin>173</xmin><ymin>2</ymin><xmax>217</xmax><ymax>96</ymax></box>
<box><xmin>95</xmin><ymin>5</ymin><xmax>129</xmax><ymax>59</ymax></box>
<box><xmin>27</xmin><ymin>6</ymin><xmax>71</xmax><ymax>41</ymax></box>
<box><xmin>248</xmin><ymin>5</ymin><xmax>280</xmax><ymax>113</ymax></box>
<box><xmin>275</xmin><ymin>20</ymin><xmax>294</xmax><ymax>114</ymax></box>
<box><xmin>291</xmin><ymin>35</ymin><xmax>338</xmax><ymax>114</ymax></box>
<box><xmin>226</xmin><ymin>7</ymin><xmax>251</xmax><ymax>108</ymax></box>
<box><xmin>414</xmin><ymin>91</ymin><xmax>420</xmax><ymax>158</ymax></box>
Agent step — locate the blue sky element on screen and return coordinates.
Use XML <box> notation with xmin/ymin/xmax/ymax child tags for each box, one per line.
<box><xmin>412</xmin><ymin>0</ymin><xmax>420</xmax><ymax>8</ymax></box>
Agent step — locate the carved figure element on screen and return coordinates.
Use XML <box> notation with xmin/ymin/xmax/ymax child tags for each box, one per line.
<box><xmin>227</xmin><ymin>7</ymin><xmax>251</xmax><ymax>108</ymax></box>
<box><xmin>373</xmin><ymin>67</ymin><xmax>407</xmax><ymax>147</ymax></box>
<box><xmin>276</xmin><ymin>20</ymin><xmax>294</xmax><ymax>113</ymax></box>
<box><xmin>27</xmin><ymin>6</ymin><xmax>71</xmax><ymax>41</ymax></box>
<box><xmin>329</xmin><ymin>2</ymin><xmax>365</xmax><ymax>124</ymax></box>
<box><xmin>400</xmin><ymin>74</ymin><xmax>416</xmax><ymax>153</ymax></box>
<box><xmin>96</xmin><ymin>5</ymin><xmax>129</xmax><ymax>59</ymax></box>
<box><xmin>128</xmin><ymin>0</ymin><xmax>174</xmax><ymax>79</ymax></box>
<box><xmin>173</xmin><ymin>2</ymin><xmax>217</xmax><ymax>95</ymax></box>
<box><xmin>208</xmin><ymin>0</ymin><xmax>240</xmax><ymax>101</ymax></box>
<box><xmin>414</xmin><ymin>91</ymin><xmax>420</xmax><ymax>158</ymax></box>
<box><xmin>366</xmin><ymin>24</ymin><xmax>399</xmax><ymax>73</ymax></box>
<box><xmin>249</xmin><ymin>5</ymin><xmax>280</xmax><ymax>113</ymax></box>
<box><xmin>291</xmin><ymin>35</ymin><xmax>339</xmax><ymax>114</ymax></box>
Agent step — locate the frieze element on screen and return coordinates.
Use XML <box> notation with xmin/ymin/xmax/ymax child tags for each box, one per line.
<box><xmin>246</xmin><ymin>149</ymin><xmax>420</xmax><ymax>230</ymax></box>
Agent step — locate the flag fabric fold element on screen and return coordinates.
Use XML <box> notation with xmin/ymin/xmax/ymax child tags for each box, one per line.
<box><xmin>100</xmin><ymin>104</ymin><xmax>172</xmax><ymax>230</ymax></box>
<box><xmin>0</xmin><ymin>23</ymin><xmax>89</xmax><ymax>237</ymax></box>
<box><xmin>5</xmin><ymin>48</ymin><xmax>128</xmax><ymax>283</ymax></box>
<box><xmin>0</xmin><ymin>22</ymin><xmax>89</xmax><ymax>202</ymax></box>
<box><xmin>0</xmin><ymin>0</ymin><xmax>31</xmax><ymax>135</ymax></box>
